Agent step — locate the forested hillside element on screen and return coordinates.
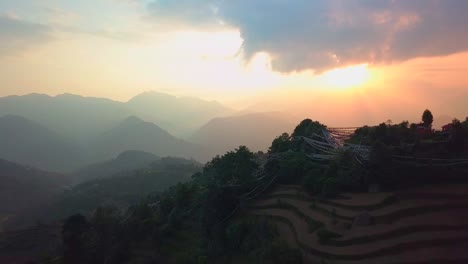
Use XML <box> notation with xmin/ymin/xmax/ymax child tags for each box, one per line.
<box><xmin>3</xmin><ymin>113</ymin><xmax>468</xmax><ymax>264</ymax></box>
<box><xmin>0</xmin><ymin>159</ymin><xmax>70</xmax><ymax>231</ymax></box>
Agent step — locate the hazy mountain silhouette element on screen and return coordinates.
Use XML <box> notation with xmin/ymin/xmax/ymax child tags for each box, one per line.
<box><xmin>72</xmin><ymin>150</ymin><xmax>159</xmax><ymax>183</ymax></box>
<box><xmin>0</xmin><ymin>92</ymin><xmax>231</xmax><ymax>141</ymax></box>
<box><xmin>0</xmin><ymin>115</ymin><xmax>85</xmax><ymax>172</ymax></box>
<box><xmin>126</xmin><ymin>91</ymin><xmax>233</xmax><ymax>137</ymax></box>
<box><xmin>190</xmin><ymin>112</ymin><xmax>298</xmax><ymax>156</ymax></box>
<box><xmin>0</xmin><ymin>158</ymin><xmax>70</xmax><ymax>231</ymax></box>
<box><xmin>89</xmin><ymin>116</ymin><xmax>198</xmax><ymax>162</ymax></box>
<box><xmin>0</xmin><ymin>94</ymin><xmax>131</xmax><ymax>143</ymax></box>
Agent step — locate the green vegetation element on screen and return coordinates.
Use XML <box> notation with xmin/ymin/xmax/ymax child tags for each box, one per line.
<box><xmin>292</xmin><ymin>119</ymin><xmax>327</xmax><ymax>138</ymax></box>
<box><xmin>52</xmin><ymin>157</ymin><xmax>201</xmax><ymax>217</ymax></box>
<box><xmin>269</xmin><ymin>133</ymin><xmax>291</xmax><ymax>153</ymax></box>
<box><xmin>316</xmin><ymin>229</ymin><xmax>342</xmax><ymax>244</ymax></box>
<box><xmin>38</xmin><ymin>146</ymin><xmax>304</xmax><ymax>263</ymax></box>
<box><xmin>28</xmin><ymin>110</ymin><xmax>468</xmax><ymax>263</ymax></box>
<box><xmin>422</xmin><ymin>109</ymin><xmax>433</xmax><ymax>126</ymax></box>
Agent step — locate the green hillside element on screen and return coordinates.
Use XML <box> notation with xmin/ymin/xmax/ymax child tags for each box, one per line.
<box><xmin>3</xmin><ymin>113</ymin><xmax>468</xmax><ymax>264</ymax></box>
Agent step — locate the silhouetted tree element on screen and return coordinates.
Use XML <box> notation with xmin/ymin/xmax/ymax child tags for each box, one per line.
<box><xmin>62</xmin><ymin>214</ymin><xmax>89</xmax><ymax>264</ymax></box>
<box><xmin>202</xmin><ymin>146</ymin><xmax>258</xmax><ymax>189</ymax></box>
<box><xmin>292</xmin><ymin>119</ymin><xmax>326</xmax><ymax>137</ymax></box>
<box><xmin>449</xmin><ymin>119</ymin><xmax>465</xmax><ymax>153</ymax></box>
<box><xmin>269</xmin><ymin>133</ymin><xmax>291</xmax><ymax>153</ymax></box>
<box><xmin>422</xmin><ymin>109</ymin><xmax>433</xmax><ymax>126</ymax></box>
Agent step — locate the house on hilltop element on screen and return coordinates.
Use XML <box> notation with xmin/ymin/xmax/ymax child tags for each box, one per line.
<box><xmin>442</xmin><ymin>123</ymin><xmax>453</xmax><ymax>133</ymax></box>
<box><xmin>416</xmin><ymin>123</ymin><xmax>432</xmax><ymax>137</ymax></box>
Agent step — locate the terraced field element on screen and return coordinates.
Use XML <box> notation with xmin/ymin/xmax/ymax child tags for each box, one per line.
<box><xmin>248</xmin><ymin>184</ymin><xmax>468</xmax><ymax>264</ymax></box>
<box><xmin>0</xmin><ymin>225</ymin><xmax>60</xmax><ymax>264</ymax></box>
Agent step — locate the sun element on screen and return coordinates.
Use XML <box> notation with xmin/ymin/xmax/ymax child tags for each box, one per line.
<box><xmin>321</xmin><ymin>64</ymin><xmax>370</xmax><ymax>89</ymax></box>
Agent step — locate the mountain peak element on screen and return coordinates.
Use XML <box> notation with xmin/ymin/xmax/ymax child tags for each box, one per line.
<box><xmin>128</xmin><ymin>91</ymin><xmax>176</xmax><ymax>103</ymax></box>
<box><xmin>128</xmin><ymin>91</ymin><xmax>228</xmax><ymax>109</ymax></box>
<box><xmin>121</xmin><ymin>115</ymin><xmax>145</xmax><ymax>125</ymax></box>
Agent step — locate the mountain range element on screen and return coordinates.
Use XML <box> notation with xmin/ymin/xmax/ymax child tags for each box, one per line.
<box><xmin>126</xmin><ymin>91</ymin><xmax>233</xmax><ymax>137</ymax></box>
<box><xmin>0</xmin><ymin>92</ymin><xmax>296</xmax><ymax>172</ymax></box>
<box><xmin>0</xmin><ymin>92</ymin><xmax>232</xmax><ymax>141</ymax></box>
<box><xmin>190</xmin><ymin>112</ymin><xmax>299</xmax><ymax>155</ymax></box>
<box><xmin>88</xmin><ymin>116</ymin><xmax>198</xmax><ymax>162</ymax></box>
<box><xmin>0</xmin><ymin>115</ymin><xmax>86</xmax><ymax>172</ymax></box>
<box><xmin>71</xmin><ymin>150</ymin><xmax>159</xmax><ymax>183</ymax></box>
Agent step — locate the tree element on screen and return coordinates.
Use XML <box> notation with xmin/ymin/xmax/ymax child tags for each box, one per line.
<box><xmin>202</xmin><ymin>146</ymin><xmax>258</xmax><ymax>188</ymax></box>
<box><xmin>269</xmin><ymin>133</ymin><xmax>291</xmax><ymax>153</ymax></box>
<box><xmin>62</xmin><ymin>214</ymin><xmax>89</xmax><ymax>264</ymax></box>
<box><xmin>292</xmin><ymin>119</ymin><xmax>326</xmax><ymax>137</ymax></box>
<box><xmin>422</xmin><ymin>109</ymin><xmax>433</xmax><ymax>126</ymax></box>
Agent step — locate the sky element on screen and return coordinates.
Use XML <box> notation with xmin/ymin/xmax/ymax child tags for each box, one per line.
<box><xmin>0</xmin><ymin>0</ymin><xmax>467</xmax><ymax>126</ymax></box>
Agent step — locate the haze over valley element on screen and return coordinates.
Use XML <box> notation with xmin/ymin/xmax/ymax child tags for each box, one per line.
<box><xmin>0</xmin><ymin>92</ymin><xmax>299</xmax><ymax>172</ymax></box>
<box><xmin>1</xmin><ymin>1</ymin><xmax>468</xmax><ymax>263</ymax></box>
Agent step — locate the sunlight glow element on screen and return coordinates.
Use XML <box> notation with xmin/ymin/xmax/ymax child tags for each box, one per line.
<box><xmin>321</xmin><ymin>64</ymin><xmax>370</xmax><ymax>89</ymax></box>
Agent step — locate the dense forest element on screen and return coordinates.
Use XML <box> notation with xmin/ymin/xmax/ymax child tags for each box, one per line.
<box><xmin>19</xmin><ymin>110</ymin><xmax>467</xmax><ymax>264</ymax></box>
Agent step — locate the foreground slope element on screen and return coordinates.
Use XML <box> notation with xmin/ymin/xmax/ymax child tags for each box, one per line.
<box><xmin>249</xmin><ymin>184</ymin><xmax>468</xmax><ymax>263</ymax></box>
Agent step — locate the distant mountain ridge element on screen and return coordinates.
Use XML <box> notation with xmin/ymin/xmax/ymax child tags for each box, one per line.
<box><xmin>127</xmin><ymin>91</ymin><xmax>233</xmax><ymax>137</ymax></box>
<box><xmin>0</xmin><ymin>115</ymin><xmax>85</xmax><ymax>172</ymax></box>
<box><xmin>88</xmin><ymin>116</ymin><xmax>199</xmax><ymax>162</ymax></box>
<box><xmin>0</xmin><ymin>92</ymin><xmax>231</xmax><ymax>141</ymax></box>
<box><xmin>0</xmin><ymin>92</ymin><xmax>297</xmax><ymax>171</ymax></box>
<box><xmin>0</xmin><ymin>114</ymin><xmax>203</xmax><ymax>172</ymax></box>
<box><xmin>0</xmin><ymin>93</ymin><xmax>130</xmax><ymax>143</ymax></box>
<box><xmin>190</xmin><ymin>112</ymin><xmax>298</xmax><ymax>156</ymax></box>
<box><xmin>72</xmin><ymin>150</ymin><xmax>159</xmax><ymax>183</ymax></box>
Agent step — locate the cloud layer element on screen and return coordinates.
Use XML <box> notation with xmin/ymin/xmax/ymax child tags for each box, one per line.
<box><xmin>0</xmin><ymin>15</ymin><xmax>52</xmax><ymax>55</ymax></box>
<box><xmin>147</xmin><ymin>0</ymin><xmax>468</xmax><ymax>72</ymax></box>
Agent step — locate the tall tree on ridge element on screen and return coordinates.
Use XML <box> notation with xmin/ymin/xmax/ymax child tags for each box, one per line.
<box><xmin>422</xmin><ymin>109</ymin><xmax>434</xmax><ymax>127</ymax></box>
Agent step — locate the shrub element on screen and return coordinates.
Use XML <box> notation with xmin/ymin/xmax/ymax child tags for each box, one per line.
<box><xmin>316</xmin><ymin>229</ymin><xmax>342</xmax><ymax>244</ymax></box>
<box><xmin>263</xmin><ymin>240</ymin><xmax>303</xmax><ymax>264</ymax></box>
<box><xmin>307</xmin><ymin>219</ymin><xmax>322</xmax><ymax>233</ymax></box>
<box><xmin>322</xmin><ymin>177</ymin><xmax>339</xmax><ymax>198</ymax></box>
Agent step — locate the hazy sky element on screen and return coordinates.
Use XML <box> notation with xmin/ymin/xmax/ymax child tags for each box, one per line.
<box><xmin>0</xmin><ymin>0</ymin><xmax>467</xmax><ymax>126</ymax></box>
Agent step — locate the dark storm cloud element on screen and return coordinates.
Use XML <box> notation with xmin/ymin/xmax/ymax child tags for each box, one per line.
<box><xmin>0</xmin><ymin>15</ymin><xmax>52</xmax><ymax>55</ymax></box>
<box><xmin>147</xmin><ymin>0</ymin><xmax>468</xmax><ymax>72</ymax></box>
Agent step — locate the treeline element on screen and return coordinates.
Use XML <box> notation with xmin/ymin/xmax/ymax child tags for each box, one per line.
<box><xmin>40</xmin><ymin>113</ymin><xmax>468</xmax><ymax>263</ymax></box>
<box><xmin>43</xmin><ymin>146</ymin><xmax>301</xmax><ymax>264</ymax></box>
